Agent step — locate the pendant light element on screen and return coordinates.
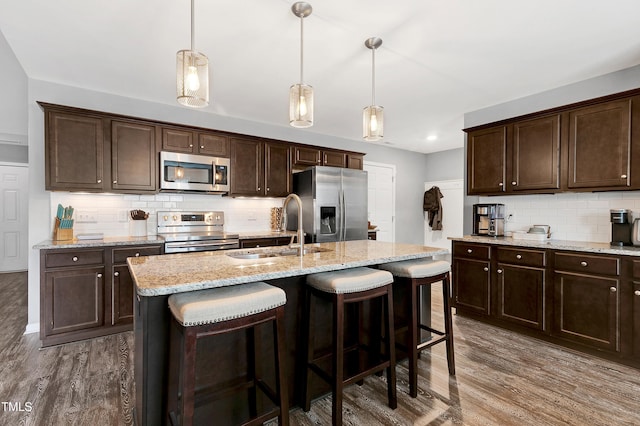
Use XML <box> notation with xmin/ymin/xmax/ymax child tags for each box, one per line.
<box><xmin>176</xmin><ymin>0</ymin><xmax>209</xmax><ymax>108</ymax></box>
<box><xmin>289</xmin><ymin>2</ymin><xmax>314</xmax><ymax>128</ymax></box>
<box><xmin>363</xmin><ymin>37</ymin><xmax>383</xmax><ymax>141</ymax></box>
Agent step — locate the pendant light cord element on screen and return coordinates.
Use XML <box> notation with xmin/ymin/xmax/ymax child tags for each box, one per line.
<box><xmin>299</xmin><ymin>15</ymin><xmax>304</xmax><ymax>84</ymax></box>
<box><xmin>371</xmin><ymin>48</ymin><xmax>376</xmax><ymax>105</ymax></box>
<box><xmin>190</xmin><ymin>0</ymin><xmax>195</xmax><ymax>51</ymax></box>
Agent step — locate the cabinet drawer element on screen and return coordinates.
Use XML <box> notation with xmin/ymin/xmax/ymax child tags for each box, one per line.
<box><xmin>453</xmin><ymin>243</ymin><xmax>490</xmax><ymax>261</ymax></box>
<box><xmin>497</xmin><ymin>247</ymin><xmax>545</xmax><ymax>267</ymax></box>
<box><xmin>113</xmin><ymin>245</ymin><xmax>162</xmax><ymax>264</ymax></box>
<box><xmin>554</xmin><ymin>252</ymin><xmax>619</xmax><ymax>276</ymax></box>
<box><xmin>45</xmin><ymin>249</ymin><xmax>105</xmax><ymax>268</ymax></box>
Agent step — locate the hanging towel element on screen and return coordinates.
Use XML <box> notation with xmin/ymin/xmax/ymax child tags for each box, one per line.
<box><xmin>423</xmin><ymin>186</ymin><xmax>444</xmax><ymax>230</ymax></box>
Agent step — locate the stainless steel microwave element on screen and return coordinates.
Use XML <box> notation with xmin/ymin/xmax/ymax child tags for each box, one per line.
<box><xmin>160</xmin><ymin>151</ymin><xmax>230</xmax><ymax>193</ymax></box>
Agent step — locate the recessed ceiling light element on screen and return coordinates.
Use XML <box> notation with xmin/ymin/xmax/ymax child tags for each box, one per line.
<box><xmin>426</xmin><ymin>135</ymin><xmax>438</xmax><ymax>141</ymax></box>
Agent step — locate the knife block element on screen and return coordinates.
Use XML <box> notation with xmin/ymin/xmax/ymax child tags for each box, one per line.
<box><xmin>53</xmin><ymin>217</ymin><xmax>73</xmax><ymax>241</ymax></box>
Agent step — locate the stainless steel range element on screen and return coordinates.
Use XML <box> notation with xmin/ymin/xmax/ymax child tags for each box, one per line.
<box><xmin>157</xmin><ymin>211</ymin><xmax>239</xmax><ymax>253</ymax></box>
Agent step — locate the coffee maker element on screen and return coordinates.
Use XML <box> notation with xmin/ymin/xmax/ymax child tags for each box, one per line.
<box><xmin>473</xmin><ymin>203</ymin><xmax>505</xmax><ymax>236</ymax></box>
<box><xmin>610</xmin><ymin>209</ymin><xmax>632</xmax><ymax>246</ymax></box>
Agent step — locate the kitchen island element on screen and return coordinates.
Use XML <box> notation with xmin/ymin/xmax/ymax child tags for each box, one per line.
<box><xmin>128</xmin><ymin>240</ymin><xmax>448</xmax><ymax>426</ymax></box>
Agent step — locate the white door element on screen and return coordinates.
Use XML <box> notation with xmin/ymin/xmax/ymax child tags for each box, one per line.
<box><xmin>0</xmin><ymin>164</ymin><xmax>28</xmax><ymax>272</ymax></box>
<box><xmin>424</xmin><ymin>179</ymin><xmax>463</xmax><ymax>261</ymax></box>
<box><xmin>364</xmin><ymin>161</ymin><xmax>395</xmax><ymax>242</ymax></box>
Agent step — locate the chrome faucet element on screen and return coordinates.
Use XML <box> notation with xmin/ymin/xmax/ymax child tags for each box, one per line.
<box><xmin>283</xmin><ymin>193</ymin><xmax>304</xmax><ymax>256</ymax></box>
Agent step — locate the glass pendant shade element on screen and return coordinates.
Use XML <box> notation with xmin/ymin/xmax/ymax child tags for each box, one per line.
<box><xmin>289</xmin><ymin>83</ymin><xmax>314</xmax><ymax>128</ymax></box>
<box><xmin>363</xmin><ymin>105</ymin><xmax>384</xmax><ymax>141</ymax></box>
<box><xmin>176</xmin><ymin>50</ymin><xmax>209</xmax><ymax>108</ymax></box>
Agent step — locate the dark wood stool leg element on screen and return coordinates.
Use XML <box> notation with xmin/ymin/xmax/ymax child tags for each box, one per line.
<box><xmin>274</xmin><ymin>307</ymin><xmax>289</xmax><ymax>426</ymax></box>
<box><xmin>301</xmin><ymin>287</ymin><xmax>314</xmax><ymax>412</ymax></box>
<box><xmin>332</xmin><ymin>293</ymin><xmax>345</xmax><ymax>426</ymax></box>
<box><xmin>246</xmin><ymin>326</ymin><xmax>258</xmax><ymax>418</ymax></box>
<box><xmin>441</xmin><ymin>273</ymin><xmax>456</xmax><ymax>375</ymax></box>
<box><xmin>408</xmin><ymin>278</ymin><xmax>419</xmax><ymax>398</ymax></box>
<box><xmin>384</xmin><ymin>286</ymin><xmax>397</xmax><ymax>409</ymax></box>
<box><xmin>180</xmin><ymin>327</ymin><xmax>197</xmax><ymax>426</ymax></box>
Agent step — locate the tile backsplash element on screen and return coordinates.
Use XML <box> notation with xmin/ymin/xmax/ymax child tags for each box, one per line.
<box><xmin>479</xmin><ymin>191</ymin><xmax>640</xmax><ymax>243</ymax></box>
<box><xmin>49</xmin><ymin>192</ymin><xmax>285</xmax><ymax>238</ymax></box>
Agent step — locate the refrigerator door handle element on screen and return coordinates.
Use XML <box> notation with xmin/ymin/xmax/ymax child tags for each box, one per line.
<box><xmin>340</xmin><ymin>188</ymin><xmax>346</xmax><ymax>241</ymax></box>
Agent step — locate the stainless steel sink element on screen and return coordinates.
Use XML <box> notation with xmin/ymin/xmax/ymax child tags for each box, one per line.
<box><xmin>226</xmin><ymin>246</ymin><xmax>330</xmax><ymax>260</ymax></box>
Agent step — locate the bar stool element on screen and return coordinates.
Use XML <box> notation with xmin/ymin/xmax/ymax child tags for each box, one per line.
<box><xmin>378</xmin><ymin>258</ymin><xmax>455</xmax><ymax>398</ymax></box>
<box><xmin>300</xmin><ymin>267</ymin><xmax>397</xmax><ymax>425</ymax></box>
<box><xmin>166</xmin><ymin>282</ymin><xmax>289</xmax><ymax>426</ymax></box>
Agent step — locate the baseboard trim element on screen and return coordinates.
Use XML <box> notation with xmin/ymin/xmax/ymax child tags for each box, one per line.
<box><xmin>24</xmin><ymin>322</ymin><xmax>39</xmax><ymax>335</ymax></box>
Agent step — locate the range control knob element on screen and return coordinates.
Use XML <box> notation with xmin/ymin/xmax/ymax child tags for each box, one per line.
<box><xmin>173</xmin><ymin>215</ymin><xmax>178</xmax><ymax>221</ymax></box>
<box><xmin>163</xmin><ymin>215</ymin><xmax>169</xmax><ymax>221</ymax></box>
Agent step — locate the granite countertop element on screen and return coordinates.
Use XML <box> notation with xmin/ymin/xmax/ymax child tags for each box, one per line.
<box><xmin>33</xmin><ymin>235</ymin><xmax>165</xmax><ymax>250</ymax></box>
<box><xmin>128</xmin><ymin>240</ymin><xmax>449</xmax><ymax>297</ymax></box>
<box><xmin>451</xmin><ymin>235</ymin><xmax>640</xmax><ymax>257</ymax></box>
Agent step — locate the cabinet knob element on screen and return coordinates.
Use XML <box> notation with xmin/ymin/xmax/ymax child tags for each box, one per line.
<box><xmin>97</xmin><ymin>273</ymin><xmax>103</xmax><ymax>278</ymax></box>
<box><xmin>256</xmin><ymin>245</ymin><xmax>261</xmax><ymax>248</ymax></box>
<box><xmin>497</xmin><ymin>269</ymin><xmax>503</xmax><ymax>274</ymax></box>
<box><xmin>635</xmin><ymin>290</ymin><xmax>640</xmax><ymax>296</ymax></box>
<box><xmin>580</xmin><ymin>261</ymin><xmax>588</xmax><ymax>267</ymax></box>
<box><xmin>257</xmin><ymin>187</ymin><xmax>261</xmax><ymax>191</ymax></box>
<box><xmin>113</xmin><ymin>180</ymin><xmax>117</xmax><ymax>184</ymax></box>
<box><xmin>467</xmin><ymin>249</ymin><xmax>473</xmax><ymax>254</ymax></box>
<box><xmin>267</xmin><ymin>187</ymin><xmax>270</xmax><ymax>192</ymax></box>
<box><xmin>189</xmin><ymin>144</ymin><xmax>193</xmax><ymax>148</ymax></box>
<box><xmin>135</xmin><ymin>252</ymin><xmax>140</xmax><ymax>257</ymax></box>
<box><xmin>483</xmin><ymin>267</ymin><xmax>489</xmax><ymax>272</ymax></box>
<box><xmin>97</xmin><ymin>179</ymin><xmax>102</xmax><ymax>183</ymax></box>
<box><xmin>114</xmin><ymin>271</ymin><xmax>120</xmax><ymax>277</ymax></box>
<box><xmin>498</xmin><ymin>182</ymin><xmax>504</xmax><ymax>187</ymax></box>
<box><xmin>621</xmin><ymin>174</ymin><xmax>627</xmax><ymax>179</ymax></box>
<box><xmin>511</xmin><ymin>181</ymin><xmax>517</xmax><ymax>186</ymax></box>
<box><xmin>609</xmin><ymin>286</ymin><xmax>617</xmax><ymax>293</ymax></box>
<box><xmin>200</xmin><ymin>145</ymin><xmax>204</xmax><ymax>149</ymax></box>
<box><xmin>72</xmin><ymin>256</ymin><xmax>78</xmax><ymax>262</ymax></box>
<box><xmin>516</xmin><ymin>254</ymin><xmax>522</xmax><ymax>259</ymax></box>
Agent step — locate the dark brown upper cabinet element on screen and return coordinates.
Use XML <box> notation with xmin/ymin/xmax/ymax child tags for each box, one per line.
<box><xmin>567</xmin><ymin>99</ymin><xmax>631</xmax><ymax>189</ymax></box>
<box><xmin>229</xmin><ymin>137</ymin><xmax>291</xmax><ymax>197</ymax></box>
<box><xmin>467</xmin><ymin>125</ymin><xmax>507</xmax><ymax>194</ymax></box>
<box><xmin>292</xmin><ymin>145</ymin><xmax>363</xmax><ymax>170</ymax></box>
<box><xmin>161</xmin><ymin>126</ymin><xmax>230</xmax><ymax>157</ymax></box>
<box><xmin>111</xmin><ymin>120</ymin><xmax>158</xmax><ymax>192</ymax></box>
<box><xmin>45</xmin><ymin>109</ymin><xmax>106</xmax><ymax>191</ymax></box>
<box><xmin>511</xmin><ymin>114</ymin><xmax>560</xmax><ymax>192</ymax></box>
<box><xmin>465</xmin><ymin>89</ymin><xmax>640</xmax><ymax>195</ymax></box>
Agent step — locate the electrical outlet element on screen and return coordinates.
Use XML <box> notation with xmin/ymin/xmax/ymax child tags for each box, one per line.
<box><xmin>76</xmin><ymin>210</ymin><xmax>98</xmax><ymax>223</ymax></box>
<box><xmin>507</xmin><ymin>212</ymin><xmax>515</xmax><ymax>222</ymax></box>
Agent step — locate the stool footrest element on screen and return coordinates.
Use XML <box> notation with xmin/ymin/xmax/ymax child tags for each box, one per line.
<box><xmin>308</xmin><ymin>346</ymin><xmax>393</xmax><ymax>388</ymax></box>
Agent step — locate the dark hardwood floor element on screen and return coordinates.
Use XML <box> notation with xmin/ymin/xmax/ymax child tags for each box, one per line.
<box><xmin>1</xmin><ymin>271</ymin><xmax>639</xmax><ymax>425</ymax></box>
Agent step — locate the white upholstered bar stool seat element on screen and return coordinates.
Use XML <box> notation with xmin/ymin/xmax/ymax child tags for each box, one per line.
<box><xmin>166</xmin><ymin>282</ymin><xmax>289</xmax><ymax>426</ymax></box>
<box><xmin>301</xmin><ymin>267</ymin><xmax>397</xmax><ymax>425</ymax></box>
<box><xmin>377</xmin><ymin>257</ymin><xmax>455</xmax><ymax>398</ymax></box>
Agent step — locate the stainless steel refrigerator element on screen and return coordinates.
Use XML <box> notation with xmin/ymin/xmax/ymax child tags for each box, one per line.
<box><xmin>286</xmin><ymin>166</ymin><xmax>368</xmax><ymax>242</ymax></box>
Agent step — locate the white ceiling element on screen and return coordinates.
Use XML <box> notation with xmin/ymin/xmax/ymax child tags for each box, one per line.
<box><xmin>2</xmin><ymin>0</ymin><xmax>640</xmax><ymax>154</ymax></box>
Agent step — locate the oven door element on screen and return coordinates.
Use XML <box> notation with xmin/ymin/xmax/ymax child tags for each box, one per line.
<box><xmin>160</xmin><ymin>151</ymin><xmax>230</xmax><ymax>193</ymax></box>
<box><xmin>164</xmin><ymin>239</ymin><xmax>239</xmax><ymax>253</ymax></box>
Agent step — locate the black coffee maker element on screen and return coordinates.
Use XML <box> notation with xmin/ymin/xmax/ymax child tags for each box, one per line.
<box><xmin>610</xmin><ymin>209</ymin><xmax>632</xmax><ymax>246</ymax></box>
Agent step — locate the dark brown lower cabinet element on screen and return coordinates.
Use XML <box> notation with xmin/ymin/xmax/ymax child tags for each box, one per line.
<box><xmin>43</xmin><ymin>266</ymin><xmax>105</xmax><ymax>336</ymax></box>
<box><xmin>239</xmin><ymin>237</ymin><xmax>290</xmax><ymax>249</ymax></box>
<box><xmin>633</xmin><ymin>282</ymin><xmax>640</xmax><ymax>358</ymax></box>
<box><xmin>496</xmin><ymin>263</ymin><xmax>545</xmax><ymax>331</ymax></box>
<box><xmin>453</xmin><ymin>258</ymin><xmax>490</xmax><ymax>315</ymax></box>
<box><xmin>40</xmin><ymin>244</ymin><xmax>162</xmax><ymax>346</ymax></box>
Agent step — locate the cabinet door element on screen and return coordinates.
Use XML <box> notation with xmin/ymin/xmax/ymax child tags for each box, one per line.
<box><xmin>467</xmin><ymin>126</ymin><xmax>507</xmax><ymax>194</ymax></box>
<box><xmin>634</xmin><ymin>282</ymin><xmax>640</xmax><ymax>358</ymax></box>
<box><xmin>230</xmin><ymin>137</ymin><xmax>263</xmax><ymax>196</ymax></box>
<box><xmin>453</xmin><ymin>258</ymin><xmax>491</xmax><ymax>314</ymax></box>
<box><xmin>46</xmin><ymin>110</ymin><xmax>105</xmax><ymax>191</ymax></box>
<box><xmin>112</xmin><ymin>265</ymin><xmax>134</xmax><ymax>325</ymax></box>
<box><xmin>496</xmin><ymin>264</ymin><xmax>545</xmax><ymax>330</ymax></box>
<box><xmin>511</xmin><ymin>115</ymin><xmax>560</xmax><ymax>191</ymax></box>
<box><xmin>43</xmin><ymin>267</ymin><xmax>105</xmax><ymax>336</ymax></box>
<box><xmin>265</xmin><ymin>142</ymin><xmax>291</xmax><ymax>197</ymax></box>
<box><xmin>111</xmin><ymin>121</ymin><xmax>157</xmax><ymax>192</ymax></box>
<box><xmin>553</xmin><ymin>272</ymin><xmax>620</xmax><ymax>352</ymax></box>
<box><xmin>568</xmin><ymin>99</ymin><xmax>631</xmax><ymax>189</ymax></box>
<box><xmin>198</xmin><ymin>132</ymin><xmax>230</xmax><ymax>157</ymax></box>
<box><xmin>347</xmin><ymin>154</ymin><xmax>364</xmax><ymax>170</ymax></box>
<box><xmin>293</xmin><ymin>146</ymin><xmax>321</xmax><ymax>167</ymax></box>
<box><xmin>162</xmin><ymin>127</ymin><xmax>195</xmax><ymax>153</ymax></box>
<box><xmin>323</xmin><ymin>150</ymin><xmax>347</xmax><ymax>168</ymax></box>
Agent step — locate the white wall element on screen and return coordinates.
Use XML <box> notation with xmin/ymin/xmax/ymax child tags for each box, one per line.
<box><xmin>0</xmin><ymin>29</ymin><xmax>27</xmax><ymax>141</ymax></box>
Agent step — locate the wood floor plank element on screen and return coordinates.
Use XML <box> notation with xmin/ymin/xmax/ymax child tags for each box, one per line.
<box><xmin>1</xmin><ymin>271</ymin><xmax>638</xmax><ymax>425</ymax></box>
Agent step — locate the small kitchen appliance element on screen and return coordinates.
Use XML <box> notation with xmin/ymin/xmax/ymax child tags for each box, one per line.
<box><xmin>472</xmin><ymin>203</ymin><xmax>505</xmax><ymax>236</ymax></box>
<box><xmin>610</xmin><ymin>209</ymin><xmax>632</xmax><ymax>246</ymax></box>
<box><xmin>160</xmin><ymin>151</ymin><xmax>230</xmax><ymax>193</ymax></box>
